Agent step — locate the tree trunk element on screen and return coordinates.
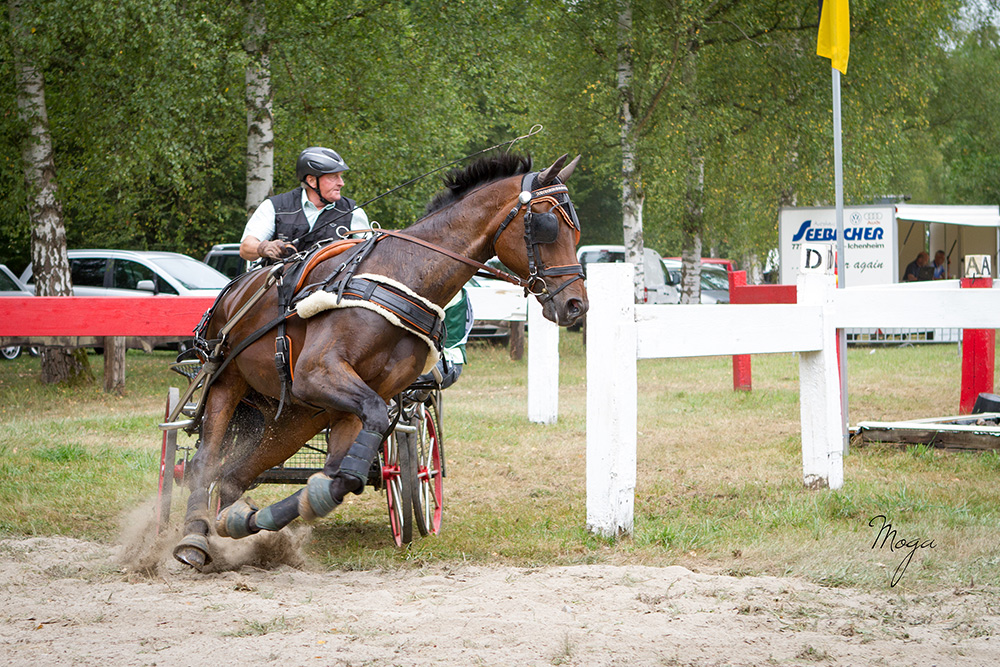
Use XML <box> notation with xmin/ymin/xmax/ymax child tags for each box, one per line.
<box><xmin>10</xmin><ymin>0</ymin><xmax>91</xmax><ymax>385</ymax></box>
<box><xmin>680</xmin><ymin>46</ymin><xmax>704</xmax><ymax>305</ymax></box>
<box><xmin>244</xmin><ymin>0</ymin><xmax>274</xmax><ymax>215</ymax></box>
<box><xmin>616</xmin><ymin>0</ymin><xmax>645</xmax><ymax>304</ymax></box>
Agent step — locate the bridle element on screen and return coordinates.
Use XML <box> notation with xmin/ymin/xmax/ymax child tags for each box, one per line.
<box><xmin>335</xmin><ymin>170</ymin><xmax>585</xmax><ymax>303</ymax></box>
<box><xmin>490</xmin><ymin>172</ymin><xmax>585</xmax><ymax>303</ymax></box>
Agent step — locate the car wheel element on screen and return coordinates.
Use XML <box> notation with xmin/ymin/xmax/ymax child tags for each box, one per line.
<box><xmin>1</xmin><ymin>345</ymin><xmax>22</xmax><ymax>360</ymax></box>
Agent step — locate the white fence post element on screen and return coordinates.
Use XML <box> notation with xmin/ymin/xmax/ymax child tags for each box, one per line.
<box><xmin>586</xmin><ymin>263</ymin><xmax>638</xmax><ymax>537</ymax></box>
<box><xmin>796</xmin><ymin>272</ymin><xmax>844</xmax><ymax>489</ymax></box>
<box><xmin>527</xmin><ymin>297</ymin><xmax>560</xmax><ymax>424</ymax></box>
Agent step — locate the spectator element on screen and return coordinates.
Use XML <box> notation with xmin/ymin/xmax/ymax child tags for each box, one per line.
<box><xmin>903</xmin><ymin>251</ymin><xmax>929</xmax><ymax>282</ymax></box>
<box><xmin>932</xmin><ymin>250</ymin><xmax>948</xmax><ymax>279</ymax></box>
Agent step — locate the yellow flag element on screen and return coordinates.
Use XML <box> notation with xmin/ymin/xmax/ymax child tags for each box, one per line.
<box><xmin>817</xmin><ymin>0</ymin><xmax>850</xmax><ymax>74</ymax></box>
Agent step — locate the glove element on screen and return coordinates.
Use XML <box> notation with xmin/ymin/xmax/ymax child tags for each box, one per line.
<box><xmin>257</xmin><ymin>239</ymin><xmax>295</xmax><ymax>260</ymax></box>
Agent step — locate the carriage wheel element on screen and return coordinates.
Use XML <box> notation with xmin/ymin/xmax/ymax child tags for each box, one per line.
<box><xmin>382</xmin><ymin>430</ymin><xmax>414</xmax><ymax>546</ymax></box>
<box><xmin>156</xmin><ymin>387</ymin><xmax>181</xmax><ymax>534</ymax></box>
<box><xmin>412</xmin><ymin>399</ymin><xmax>444</xmax><ymax>536</ymax></box>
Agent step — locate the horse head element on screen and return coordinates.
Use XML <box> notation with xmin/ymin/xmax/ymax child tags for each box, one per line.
<box><xmin>492</xmin><ymin>154</ymin><xmax>588</xmax><ymax>327</ymax></box>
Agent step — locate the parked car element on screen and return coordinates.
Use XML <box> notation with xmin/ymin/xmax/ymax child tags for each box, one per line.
<box><xmin>0</xmin><ymin>264</ymin><xmax>39</xmax><ymax>360</ymax></box>
<box><xmin>20</xmin><ymin>249</ymin><xmax>229</xmax><ymax>297</ymax></box>
<box><xmin>464</xmin><ymin>273</ymin><xmax>526</xmax><ymax>340</ymax></box>
<box><xmin>661</xmin><ymin>257</ymin><xmax>734</xmax><ymax>304</ymax></box>
<box><xmin>577</xmin><ymin>244</ymin><xmax>675</xmax><ymax>304</ymax></box>
<box><xmin>203</xmin><ymin>243</ymin><xmax>248</xmax><ymax>279</ymax></box>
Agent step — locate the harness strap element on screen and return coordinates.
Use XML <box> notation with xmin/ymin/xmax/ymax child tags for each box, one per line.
<box><xmin>321</xmin><ymin>275</ymin><xmax>446</xmax><ymax>349</ymax></box>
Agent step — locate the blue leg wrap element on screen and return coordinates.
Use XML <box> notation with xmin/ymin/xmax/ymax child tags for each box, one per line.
<box><xmin>338</xmin><ymin>429</ymin><xmax>383</xmax><ymax>491</ymax></box>
<box><xmin>304</xmin><ymin>473</ymin><xmax>341</xmax><ymax>518</ymax></box>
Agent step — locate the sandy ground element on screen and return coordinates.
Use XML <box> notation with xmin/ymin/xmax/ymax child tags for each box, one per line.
<box><xmin>2</xmin><ymin>516</ymin><xmax>998</xmax><ymax>667</ymax></box>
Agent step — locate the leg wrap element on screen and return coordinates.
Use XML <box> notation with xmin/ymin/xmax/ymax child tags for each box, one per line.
<box><xmin>252</xmin><ymin>489</ymin><xmax>303</xmax><ymax>532</ymax></box>
<box><xmin>215</xmin><ymin>498</ymin><xmax>258</xmax><ymax>539</ymax></box>
<box><xmin>299</xmin><ymin>473</ymin><xmax>340</xmax><ymax>521</ymax></box>
<box><xmin>338</xmin><ymin>429</ymin><xmax>383</xmax><ymax>491</ymax></box>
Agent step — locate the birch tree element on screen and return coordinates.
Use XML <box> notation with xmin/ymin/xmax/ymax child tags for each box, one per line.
<box><xmin>8</xmin><ymin>0</ymin><xmax>90</xmax><ymax>384</ymax></box>
<box><xmin>244</xmin><ymin>0</ymin><xmax>273</xmax><ymax>215</ymax></box>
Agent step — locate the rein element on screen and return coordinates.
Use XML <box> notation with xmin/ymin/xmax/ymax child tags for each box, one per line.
<box><xmin>344</xmin><ymin>175</ymin><xmax>583</xmax><ymax>301</ymax></box>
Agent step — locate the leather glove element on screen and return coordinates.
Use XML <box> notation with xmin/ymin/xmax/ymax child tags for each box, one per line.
<box><xmin>257</xmin><ymin>239</ymin><xmax>295</xmax><ymax>260</ymax></box>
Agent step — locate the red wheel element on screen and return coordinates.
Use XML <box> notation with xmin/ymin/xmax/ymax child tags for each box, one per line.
<box><xmin>156</xmin><ymin>388</ymin><xmax>180</xmax><ymax>534</ymax></box>
<box><xmin>382</xmin><ymin>431</ymin><xmax>414</xmax><ymax>546</ymax></box>
<box><xmin>412</xmin><ymin>400</ymin><xmax>443</xmax><ymax>536</ymax></box>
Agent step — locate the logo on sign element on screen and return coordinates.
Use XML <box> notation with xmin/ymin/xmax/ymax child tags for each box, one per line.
<box><xmin>791</xmin><ymin>219</ymin><xmax>884</xmax><ymax>243</ymax></box>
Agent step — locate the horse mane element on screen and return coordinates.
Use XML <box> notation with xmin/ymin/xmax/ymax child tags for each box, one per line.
<box><xmin>425</xmin><ymin>152</ymin><xmax>532</xmax><ymax>214</ymax></box>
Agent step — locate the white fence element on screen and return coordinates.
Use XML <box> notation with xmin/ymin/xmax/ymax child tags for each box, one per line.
<box><xmin>583</xmin><ymin>263</ymin><xmax>1000</xmax><ymax>538</ymax></box>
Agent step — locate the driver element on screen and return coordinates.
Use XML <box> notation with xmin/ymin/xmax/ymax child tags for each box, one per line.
<box><xmin>240</xmin><ymin>146</ymin><xmax>370</xmax><ymax>262</ymax></box>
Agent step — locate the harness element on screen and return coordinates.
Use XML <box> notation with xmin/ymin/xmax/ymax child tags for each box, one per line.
<box><xmin>167</xmin><ymin>169</ymin><xmax>583</xmax><ymax>427</ymax></box>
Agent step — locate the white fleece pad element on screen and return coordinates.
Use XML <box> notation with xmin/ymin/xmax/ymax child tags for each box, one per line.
<box><xmin>295</xmin><ymin>273</ymin><xmax>443</xmax><ymax>373</ymax></box>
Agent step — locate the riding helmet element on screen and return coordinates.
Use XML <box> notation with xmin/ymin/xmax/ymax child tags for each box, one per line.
<box><xmin>296</xmin><ymin>147</ymin><xmax>349</xmax><ymax>182</ymax></box>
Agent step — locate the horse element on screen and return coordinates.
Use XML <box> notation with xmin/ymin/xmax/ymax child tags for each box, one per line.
<box><xmin>172</xmin><ymin>152</ymin><xmax>589</xmax><ymax>569</ymax></box>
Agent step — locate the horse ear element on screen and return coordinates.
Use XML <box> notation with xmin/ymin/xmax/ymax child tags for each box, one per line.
<box><xmin>537</xmin><ymin>154</ymin><xmax>568</xmax><ymax>187</ymax></box>
<box><xmin>557</xmin><ymin>155</ymin><xmax>581</xmax><ymax>183</ymax></box>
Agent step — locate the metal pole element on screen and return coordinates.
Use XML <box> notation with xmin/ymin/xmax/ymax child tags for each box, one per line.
<box><xmin>833</xmin><ymin>67</ymin><xmax>850</xmax><ymax>454</ymax></box>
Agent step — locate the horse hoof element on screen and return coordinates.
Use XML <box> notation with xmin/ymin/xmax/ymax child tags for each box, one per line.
<box><xmin>173</xmin><ymin>533</ymin><xmax>212</xmax><ymax>568</ymax></box>
<box><xmin>216</xmin><ymin>499</ymin><xmax>258</xmax><ymax>539</ymax></box>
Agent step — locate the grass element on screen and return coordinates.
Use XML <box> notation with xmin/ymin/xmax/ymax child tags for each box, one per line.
<box><xmin>1</xmin><ymin>334</ymin><xmax>999</xmax><ymax>594</ymax></box>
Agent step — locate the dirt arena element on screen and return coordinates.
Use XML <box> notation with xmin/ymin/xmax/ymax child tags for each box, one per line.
<box><xmin>1</xmin><ymin>521</ymin><xmax>997</xmax><ymax>667</ymax></box>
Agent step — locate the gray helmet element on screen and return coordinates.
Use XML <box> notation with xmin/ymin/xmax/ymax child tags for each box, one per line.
<box><xmin>296</xmin><ymin>147</ymin><xmax>349</xmax><ymax>182</ymax></box>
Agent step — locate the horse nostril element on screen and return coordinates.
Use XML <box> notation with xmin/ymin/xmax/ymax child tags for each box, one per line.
<box><xmin>566</xmin><ymin>297</ymin><xmax>587</xmax><ymax>319</ymax></box>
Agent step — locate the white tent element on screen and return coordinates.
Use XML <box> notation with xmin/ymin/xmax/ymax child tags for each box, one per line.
<box><xmin>895</xmin><ymin>204</ymin><xmax>1000</xmax><ymax>279</ymax></box>
<box><xmin>895</xmin><ymin>204</ymin><xmax>1000</xmax><ymax>228</ymax></box>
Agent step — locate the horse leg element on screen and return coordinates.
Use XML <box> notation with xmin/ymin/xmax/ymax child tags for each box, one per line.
<box><xmin>212</xmin><ymin>406</ymin><xmax>330</xmax><ymax>539</ymax></box>
<box><xmin>229</xmin><ymin>373</ymin><xmax>391</xmax><ymax>535</ymax></box>
<box><xmin>173</xmin><ymin>373</ymin><xmax>246</xmax><ymax>568</ymax></box>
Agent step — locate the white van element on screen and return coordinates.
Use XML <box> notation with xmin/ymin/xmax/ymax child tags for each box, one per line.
<box><xmin>576</xmin><ymin>244</ymin><xmax>676</xmax><ymax>304</ymax></box>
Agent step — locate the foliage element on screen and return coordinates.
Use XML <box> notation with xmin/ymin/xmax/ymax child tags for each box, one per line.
<box><xmin>0</xmin><ymin>0</ymin><xmax>996</xmax><ymax>276</ymax></box>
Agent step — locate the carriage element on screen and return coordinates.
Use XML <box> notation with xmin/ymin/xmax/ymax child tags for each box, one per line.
<box><xmin>157</xmin><ymin>366</ymin><xmax>444</xmax><ymax>547</ymax></box>
<box><xmin>154</xmin><ymin>153</ymin><xmax>587</xmax><ymax>569</ymax></box>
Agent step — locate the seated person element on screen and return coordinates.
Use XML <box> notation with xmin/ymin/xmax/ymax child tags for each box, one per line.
<box><xmin>932</xmin><ymin>250</ymin><xmax>948</xmax><ymax>279</ymax></box>
<box><xmin>903</xmin><ymin>251</ymin><xmax>929</xmax><ymax>281</ymax></box>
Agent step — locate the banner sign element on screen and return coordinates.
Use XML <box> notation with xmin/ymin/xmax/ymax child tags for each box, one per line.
<box><xmin>779</xmin><ymin>206</ymin><xmax>896</xmax><ymax>286</ymax></box>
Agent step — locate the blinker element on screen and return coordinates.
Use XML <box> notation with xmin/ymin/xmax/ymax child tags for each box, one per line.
<box><xmin>530</xmin><ymin>210</ymin><xmax>560</xmax><ymax>244</ymax></box>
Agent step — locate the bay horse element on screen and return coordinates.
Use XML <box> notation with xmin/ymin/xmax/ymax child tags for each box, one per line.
<box><xmin>173</xmin><ymin>152</ymin><xmax>588</xmax><ymax>568</ymax></box>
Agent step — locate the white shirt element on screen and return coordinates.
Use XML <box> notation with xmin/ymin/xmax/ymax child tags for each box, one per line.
<box><xmin>241</xmin><ymin>189</ymin><xmax>369</xmax><ymax>242</ymax></box>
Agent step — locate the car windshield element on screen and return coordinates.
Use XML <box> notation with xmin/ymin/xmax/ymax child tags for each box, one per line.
<box><xmin>580</xmin><ymin>250</ymin><xmax>625</xmax><ymax>265</ymax></box>
<box><xmin>150</xmin><ymin>256</ymin><xmax>230</xmax><ymax>290</ymax></box>
<box><xmin>0</xmin><ymin>270</ymin><xmax>22</xmax><ymax>291</ymax></box>
<box><xmin>700</xmin><ymin>268</ymin><xmax>729</xmax><ymax>290</ymax></box>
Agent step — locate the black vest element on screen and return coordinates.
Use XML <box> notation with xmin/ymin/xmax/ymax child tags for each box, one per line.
<box><xmin>270</xmin><ymin>187</ymin><xmax>357</xmax><ymax>251</ymax></box>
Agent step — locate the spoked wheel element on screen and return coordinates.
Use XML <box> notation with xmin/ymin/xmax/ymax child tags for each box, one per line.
<box><xmin>156</xmin><ymin>388</ymin><xmax>181</xmax><ymax>534</ymax></box>
<box><xmin>381</xmin><ymin>430</ymin><xmax>415</xmax><ymax>546</ymax></box>
<box><xmin>412</xmin><ymin>398</ymin><xmax>444</xmax><ymax>536</ymax></box>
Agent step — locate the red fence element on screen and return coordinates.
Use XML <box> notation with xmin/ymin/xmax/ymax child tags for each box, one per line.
<box><xmin>0</xmin><ymin>297</ymin><xmax>214</xmax><ymax>338</ymax></box>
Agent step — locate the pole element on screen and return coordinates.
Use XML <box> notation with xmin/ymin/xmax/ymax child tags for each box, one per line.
<box><xmin>832</xmin><ymin>68</ymin><xmax>850</xmax><ymax>454</ymax></box>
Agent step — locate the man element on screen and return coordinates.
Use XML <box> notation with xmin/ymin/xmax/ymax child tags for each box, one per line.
<box><xmin>903</xmin><ymin>251</ymin><xmax>929</xmax><ymax>282</ymax></box>
<box><xmin>240</xmin><ymin>146</ymin><xmax>369</xmax><ymax>262</ymax></box>
<box><xmin>932</xmin><ymin>250</ymin><xmax>948</xmax><ymax>280</ymax></box>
